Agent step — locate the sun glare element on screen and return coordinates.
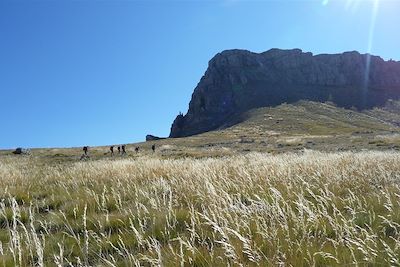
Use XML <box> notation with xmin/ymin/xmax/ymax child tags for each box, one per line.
<box><xmin>364</xmin><ymin>0</ymin><xmax>380</xmax><ymax>106</ymax></box>
<box><xmin>321</xmin><ymin>0</ymin><xmax>382</xmax><ymax>105</ymax></box>
<box><xmin>345</xmin><ymin>0</ymin><xmax>380</xmax><ymax>11</ymax></box>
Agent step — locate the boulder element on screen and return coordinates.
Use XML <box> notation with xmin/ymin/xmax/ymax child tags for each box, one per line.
<box><xmin>146</xmin><ymin>135</ymin><xmax>165</xmax><ymax>141</ymax></box>
<box><xmin>13</xmin><ymin>148</ymin><xmax>30</xmax><ymax>155</ymax></box>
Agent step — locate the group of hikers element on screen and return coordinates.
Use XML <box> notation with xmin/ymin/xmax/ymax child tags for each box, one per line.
<box><xmin>109</xmin><ymin>145</ymin><xmax>127</xmax><ymax>156</ymax></box>
<box><xmin>81</xmin><ymin>144</ymin><xmax>156</xmax><ymax>159</ymax></box>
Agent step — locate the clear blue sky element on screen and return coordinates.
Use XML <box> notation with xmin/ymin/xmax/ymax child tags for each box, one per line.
<box><xmin>1</xmin><ymin>0</ymin><xmax>399</xmax><ymax>149</ymax></box>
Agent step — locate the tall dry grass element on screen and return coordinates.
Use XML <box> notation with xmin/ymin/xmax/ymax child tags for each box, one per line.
<box><xmin>0</xmin><ymin>151</ymin><xmax>400</xmax><ymax>266</ymax></box>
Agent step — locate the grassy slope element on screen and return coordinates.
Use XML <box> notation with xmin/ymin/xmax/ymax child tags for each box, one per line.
<box><xmin>1</xmin><ymin>102</ymin><xmax>400</xmax><ymax>265</ymax></box>
<box><xmin>1</xmin><ymin>152</ymin><xmax>400</xmax><ymax>266</ymax></box>
<box><xmin>2</xmin><ymin>101</ymin><xmax>400</xmax><ymax>161</ymax></box>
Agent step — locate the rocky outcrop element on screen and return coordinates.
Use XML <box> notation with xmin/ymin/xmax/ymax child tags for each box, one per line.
<box><xmin>13</xmin><ymin>148</ymin><xmax>31</xmax><ymax>155</ymax></box>
<box><xmin>170</xmin><ymin>49</ymin><xmax>400</xmax><ymax>138</ymax></box>
<box><xmin>146</xmin><ymin>135</ymin><xmax>165</xmax><ymax>141</ymax></box>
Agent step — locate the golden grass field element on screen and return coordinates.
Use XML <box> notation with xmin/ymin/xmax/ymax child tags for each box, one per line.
<box><xmin>1</xmin><ymin>151</ymin><xmax>400</xmax><ymax>266</ymax></box>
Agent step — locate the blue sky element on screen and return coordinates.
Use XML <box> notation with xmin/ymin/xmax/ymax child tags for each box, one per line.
<box><xmin>1</xmin><ymin>0</ymin><xmax>399</xmax><ymax>148</ymax></box>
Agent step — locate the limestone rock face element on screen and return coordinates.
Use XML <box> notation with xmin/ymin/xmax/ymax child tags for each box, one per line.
<box><xmin>170</xmin><ymin>49</ymin><xmax>400</xmax><ymax>138</ymax></box>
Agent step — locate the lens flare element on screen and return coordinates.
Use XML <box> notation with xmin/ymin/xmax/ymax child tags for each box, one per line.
<box><xmin>363</xmin><ymin>0</ymin><xmax>380</xmax><ymax>107</ymax></box>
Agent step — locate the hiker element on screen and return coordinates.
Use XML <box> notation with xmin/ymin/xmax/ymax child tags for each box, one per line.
<box><xmin>135</xmin><ymin>147</ymin><xmax>139</xmax><ymax>153</ymax></box>
<box><xmin>110</xmin><ymin>146</ymin><xmax>114</xmax><ymax>156</ymax></box>
<box><xmin>121</xmin><ymin>145</ymin><xmax>126</xmax><ymax>155</ymax></box>
<box><xmin>80</xmin><ymin>146</ymin><xmax>90</xmax><ymax>160</ymax></box>
<box><xmin>117</xmin><ymin>146</ymin><xmax>121</xmax><ymax>154</ymax></box>
<box><xmin>151</xmin><ymin>144</ymin><xmax>156</xmax><ymax>153</ymax></box>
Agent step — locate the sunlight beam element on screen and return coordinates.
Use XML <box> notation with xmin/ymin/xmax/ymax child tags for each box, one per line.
<box><xmin>363</xmin><ymin>0</ymin><xmax>380</xmax><ymax>107</ymax></box>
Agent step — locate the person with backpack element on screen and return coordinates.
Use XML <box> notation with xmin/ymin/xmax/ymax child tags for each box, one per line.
<box><xmin>80</xmin><ymin>146</ymin><xmax>90</xmax><ymax>160</ymax></box>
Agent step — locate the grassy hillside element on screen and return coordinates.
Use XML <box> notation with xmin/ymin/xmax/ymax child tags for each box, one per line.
<box><xmin>1</xmin><ymin>102</ymin><xmax>400</xmax><ymax>265</ymax></box>
<box><xmin>3</xmin><ymin>101</ymin><xmax>400</xmax><ymax>161</ymax></box>
<box><xmin>1</xmin><ymin>151</ymin><xmax>400</xmax><ymax>266</ymax></box>
<box><xmin>365</xmin><ymin>99</ymin><xmax>400</xmax><ymax>127</ymax></box>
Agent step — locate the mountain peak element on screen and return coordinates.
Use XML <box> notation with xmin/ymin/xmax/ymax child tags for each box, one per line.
<box><xmin>170</xmin><ymin>49</ymin><xmax>400</xmax><ymax>138</ymax></box>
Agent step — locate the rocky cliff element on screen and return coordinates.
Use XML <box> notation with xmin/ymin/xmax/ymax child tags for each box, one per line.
<box><xmin>170</xmin><ymin>48</ymin><xmax>400</xmax><ymax>138</ymax></box>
